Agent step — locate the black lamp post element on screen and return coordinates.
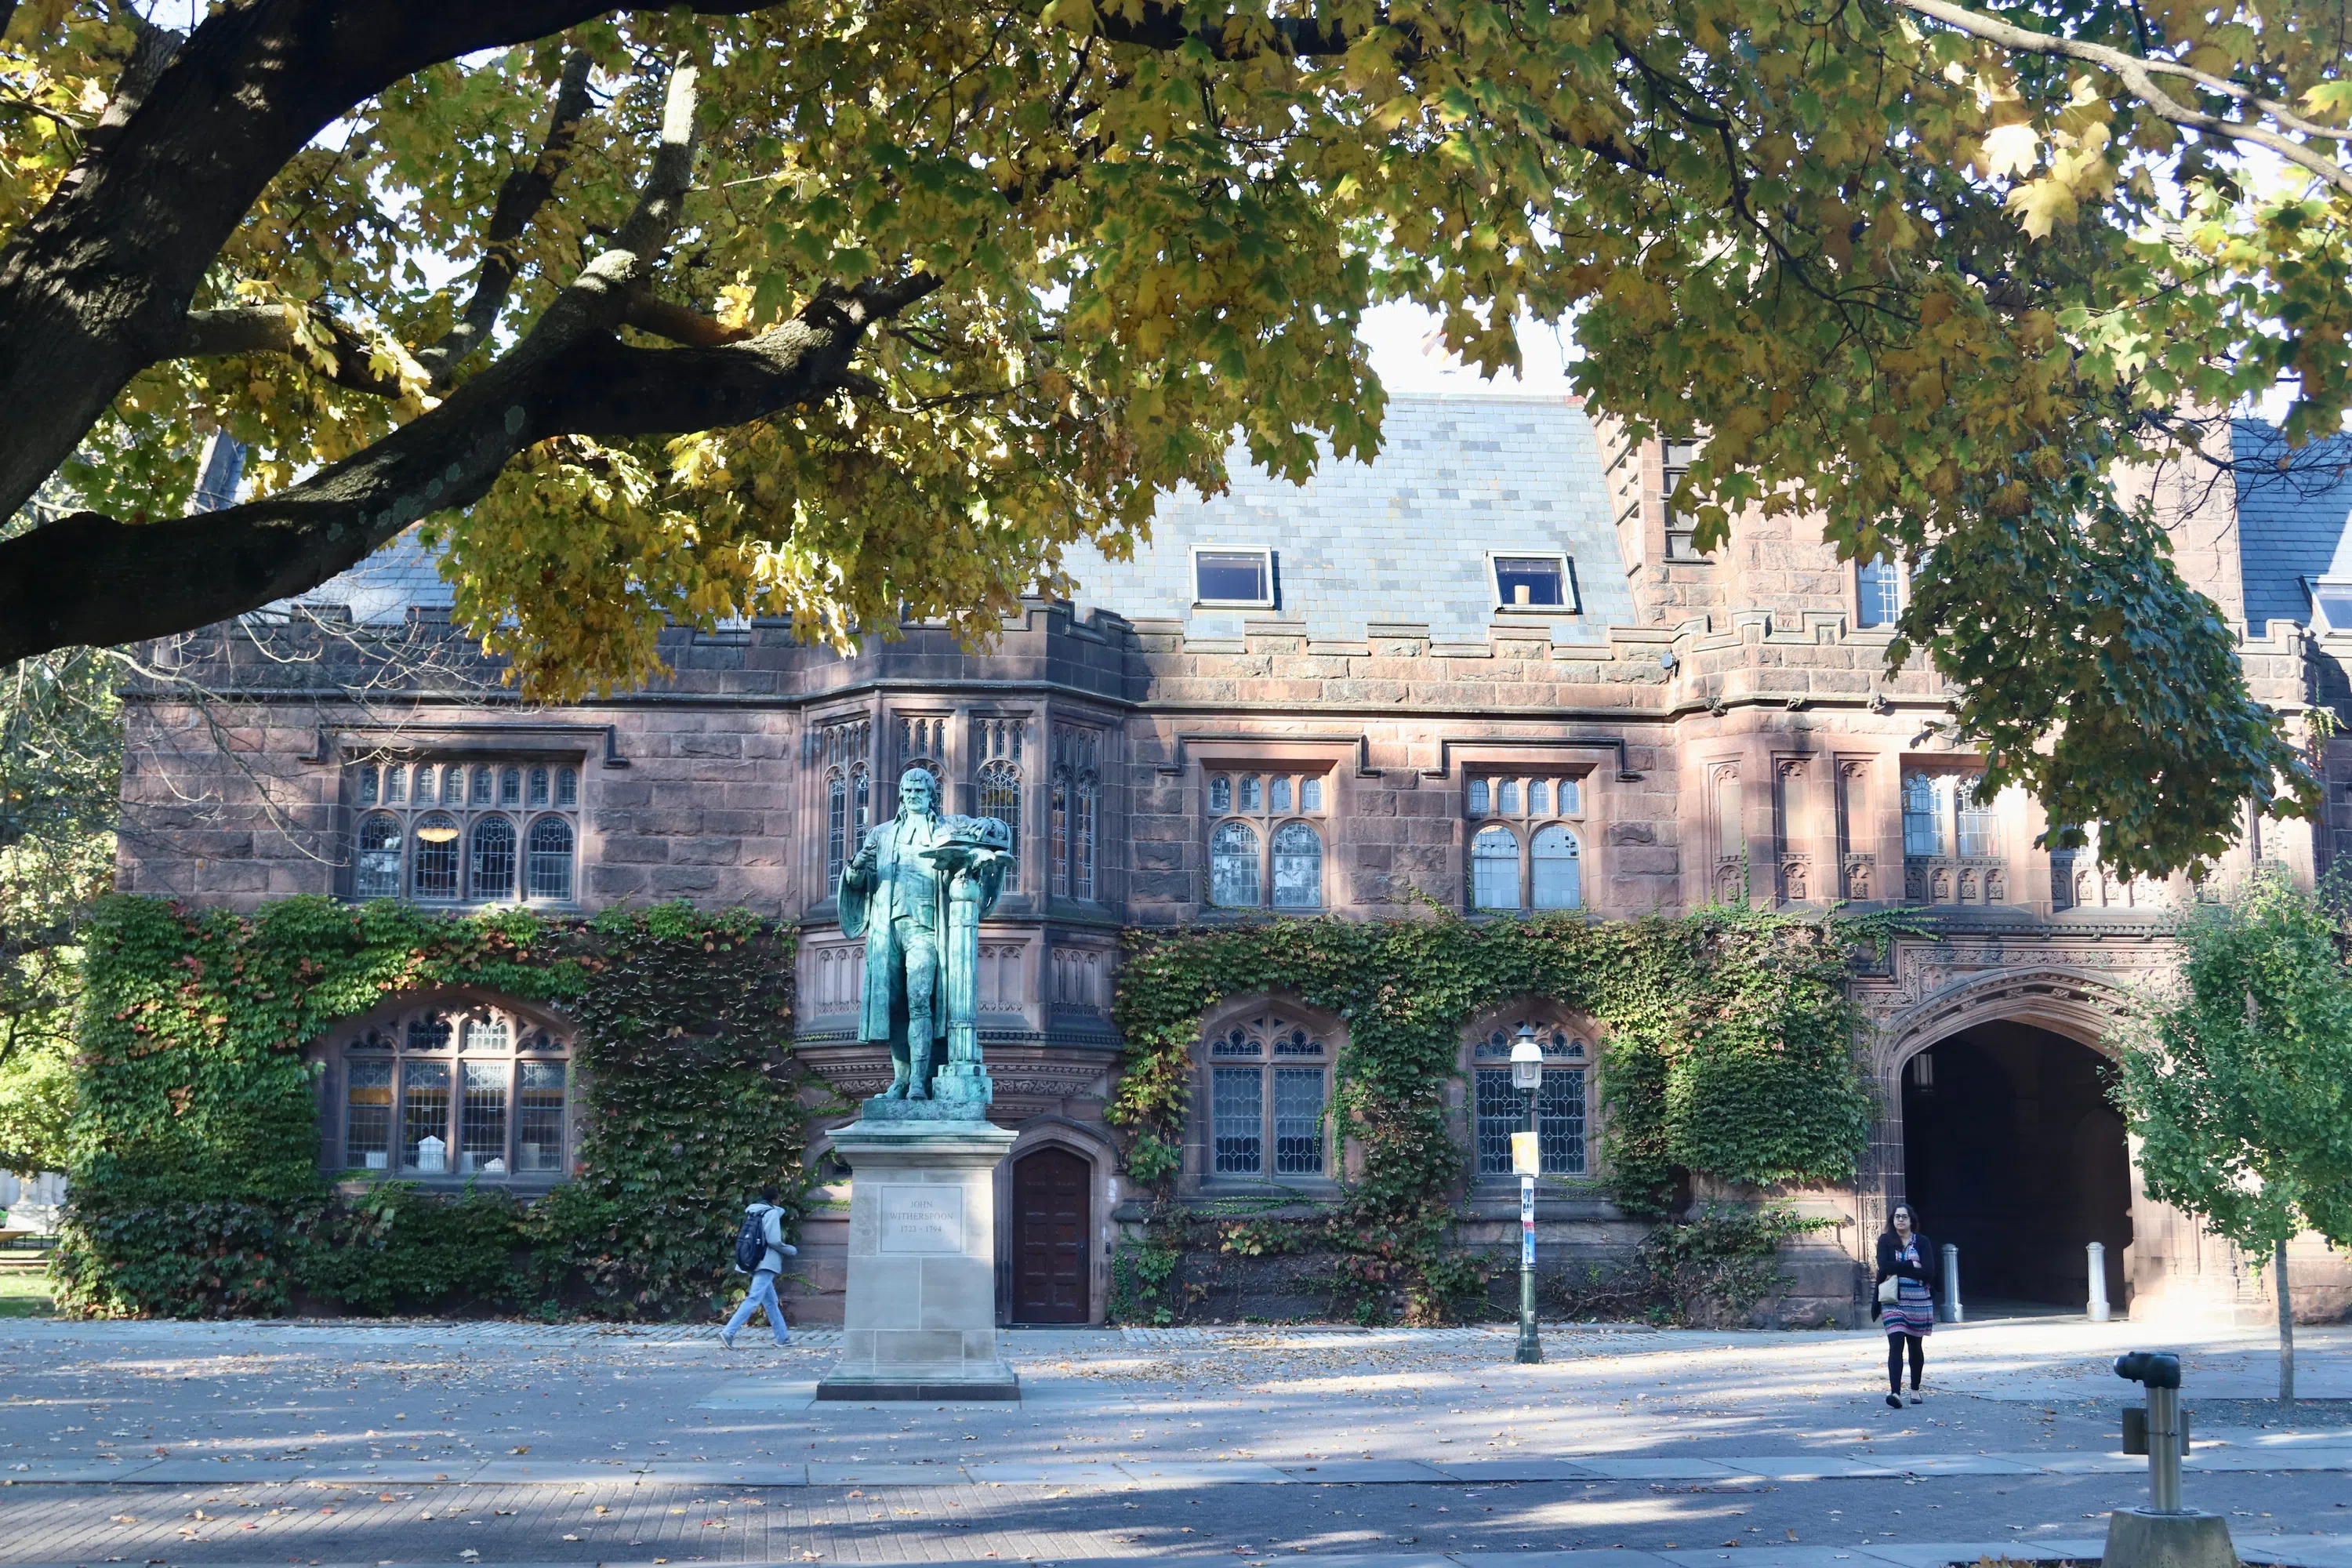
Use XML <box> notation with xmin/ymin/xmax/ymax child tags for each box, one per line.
<box><xmin>1509</xmin><ymin>1022</ymin><xmax>1544</xmax><ymax>1365</ymax></box>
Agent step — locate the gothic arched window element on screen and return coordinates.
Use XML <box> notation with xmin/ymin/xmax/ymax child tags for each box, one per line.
<box><xmin>976</xmin><ymin>757</ymin><xmax>1022</xmax><ymax>891</ymax></box>
<box><xmin>467</xmin><ymin>816</ymin><xmax>517</xmax><ymax>901</ymax></box>
<box><xmin>354</xmin><ymin>812</ymin><xmax>403</xmax><ymax>899</ymax></box>
<box><xmin>411</xmin><ymin>813</ymin><xmax>461</xmax><ymax>900</ymax></box>
<box><xmin>525</xmin><ymin>817</ymin><xmax>575</xmax><ymax>902</ymax></box>
<box><xmin>826</xmin><ymin>768</ymin><xmax>848</xmax><ymax>891</ymax></box>
<box><xmin>1206</xmin><ymin>1012</ymin><xmax>1331</xmax><ymax>1180</ymax></box>
<box><xmin>1470</xmin><ymin>1022</ymin><xmax>1589</xmax><ymax>1177</ymax></box>
<box><xmin>1210</xmin><ymin>821</ymin><xmax>1261</xmax><ymax>907</ymax></box>
<box><xmin>323</xmin><ymin>1002</ymin><xmax>573</xmax><ymax>1182</ymax></box>
<box><xmin>1530</xmin><ymin>825</ymin><xmax>1581</xmax><ymax>909</ymax></box>
<box><xmin>1472</xmin><ymin>825</ymin><xmax>1521</xmax><ymax>910</ymax></box>
<box><xmin>1270</xmin><ymin>821</ymin><xmax>1323</xmax><ymax>909</ymax></box>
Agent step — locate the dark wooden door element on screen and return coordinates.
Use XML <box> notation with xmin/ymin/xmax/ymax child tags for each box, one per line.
<box><xmin>1012</xmin><ymin>1146</ymin><xmax>1090</xmax><ymax>1323</ymax></box>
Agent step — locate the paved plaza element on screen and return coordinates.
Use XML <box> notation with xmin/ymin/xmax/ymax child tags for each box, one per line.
<box><xmin>2</xmin><ymin>1315</ymin><xmax>2348</xmax><ymax>1568</ymax></box>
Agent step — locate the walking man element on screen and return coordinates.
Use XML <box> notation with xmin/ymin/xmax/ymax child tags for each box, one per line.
<box><xmin>722</xmin><ymin>1188</ymin><xmax>797</xmax><ymax>1348</ymax></box>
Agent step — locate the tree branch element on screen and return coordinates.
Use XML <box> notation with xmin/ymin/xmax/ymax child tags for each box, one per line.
<box><xmin>1890</xmin><ymin>0</ymin><xmax>2352</xmax><ymax>198</ymax></box>
<box><xmin>0</xmin><ymin>0</ymin><xmax>773</xmax><ymax>524</ymax></box>
<box><xmin>1078</xmin><ymin>0</ymin><xmax>1364</xmax><ymax>59</ymax></box>
<box><xmin>0</xmin><ymin>53</ymin><xmax>937</xmax><ymax>666</ymax></box>
<box><xmin>621</xmin><ymin>290</ymin><xmax>750</xmax><ymax>347</ymax></box>
<box><xmin>412</xmin><ymin>49</ymin><xmax>596</xmax><ymax>387</ymax></box>
<box><xmin>173</xmin><ymin>303</ymin><xmax>410</xmax><ymax>396</ymax></box>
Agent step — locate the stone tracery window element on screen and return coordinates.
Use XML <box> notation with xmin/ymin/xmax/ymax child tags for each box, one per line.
<box><xmin>1470</xmin><ymin>1022</ymin><xmax>1589</xmax><ymax>1177</ymax></box>
<box><xmin>1206</xmin><ymin>767</ymin><xmax>1327</xmax><ymax>910</ymax></box>
<box><xmin>346</xmin><ymin>758</ymin><xmax>580</xmax><ymax>906</ymax></box>
<box><xmin>322</xmin><ymin>1001</ymin><xmax>573</xmax><ymax>1182</ymax></box>
<box><xmin>1465</xmin><ymin>774</ymin><xmax>1585</xmax><ymax>912</ymax></box>
<box><xmin>972</xmin><ymin>716</ymin><xmax>1026</xmax><ymax>891</ymax></box>
<box><xmin>1205</xmin><ymin>1011</ymin><xmax>1331</xmax><ymax>1181</ymax></box>
<box><xmin>1052</xmin><ymin>724</ymin><xmax>1102</xmax><ymax>902</ymax></box>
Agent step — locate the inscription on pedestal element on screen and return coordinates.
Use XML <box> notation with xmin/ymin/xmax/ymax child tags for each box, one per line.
<box><xmin>879</xmin><ymin>1187</ymin><xmax>965</xmax><ymax>1253</ymax></box>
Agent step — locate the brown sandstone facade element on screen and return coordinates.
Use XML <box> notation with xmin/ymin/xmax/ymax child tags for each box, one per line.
<box><xmin>115</xmin><ymin>394</ymin><xmax>2352</xmax><ymax>1328</ymax></box>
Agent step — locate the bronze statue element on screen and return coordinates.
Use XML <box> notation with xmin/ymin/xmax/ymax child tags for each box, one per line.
<box><xmin>838</xmin><ymin>768</ymin><xmax>1011</xmax><ymax>1105</ymax></box>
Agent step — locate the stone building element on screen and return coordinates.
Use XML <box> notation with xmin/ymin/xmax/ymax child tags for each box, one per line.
<box><xmin>115</xmin><ymin>394</ymin><xmax>2352</xmax><ymax>1327</ymax></box>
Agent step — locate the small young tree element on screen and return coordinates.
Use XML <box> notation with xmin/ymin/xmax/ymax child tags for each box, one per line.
<box><xmin>2115</xmin><ymin>866</ymin><xmax>2352</xmax><ymax>1403</ymax></box>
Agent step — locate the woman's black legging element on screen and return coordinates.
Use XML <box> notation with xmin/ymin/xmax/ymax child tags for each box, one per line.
<box><xmin>1887</xmin><ymin>1333</ymin><xmax>1925</xmax><ymax>1392</ymax></box>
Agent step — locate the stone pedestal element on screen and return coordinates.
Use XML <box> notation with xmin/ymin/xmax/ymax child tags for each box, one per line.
<box><xmin>815</xmin><ymin>1117</ymin><xmax>1019</xmax><ymax>1401</ymax></box>
<box><xmin>2102</xmin><ymin>1508</ymin><xmax>2236</xmax><ymax>1568</ymax></box>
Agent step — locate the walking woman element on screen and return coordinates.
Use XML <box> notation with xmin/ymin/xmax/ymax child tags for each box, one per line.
<box><xmin>1872</xmin><ymin>1203</ymin><xmax>1937</xmax><ymax>1407</ymax></box>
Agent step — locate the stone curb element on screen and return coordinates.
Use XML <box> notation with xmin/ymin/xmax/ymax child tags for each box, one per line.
<box><xmin>8</xmin><ymin>1539</ymin><xmax>2352</xmax><ymax>1568</ymax></box>
<box><xmin>6</xmin><ymin>1446</ymin><xmax>2352</xmax><ymax>1488</ymax></box>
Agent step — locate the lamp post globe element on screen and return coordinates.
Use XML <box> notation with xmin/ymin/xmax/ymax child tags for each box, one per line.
<box><xmin>1509</xmin><ymin>1024</ymin><xmax>1544</xmax><ymax>1090</ymax></box>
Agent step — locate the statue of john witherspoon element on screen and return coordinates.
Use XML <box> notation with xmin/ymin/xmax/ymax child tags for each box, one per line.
<box><xmin>836</xmin><ymin>767</ymin><xmax>1008</xmax><ymax>1099</ymax></box>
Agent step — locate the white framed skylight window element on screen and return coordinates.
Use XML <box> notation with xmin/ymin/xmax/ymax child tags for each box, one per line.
<box><xmin>1192</xmin><ymin>546</ymin><xmax>1276</xmax><ymax>608</ymax></box>
<box><xmin>1490</xmin><ymin>553</ymin><xmax>1577</xmax><ymax>612</ymax></box>
<box><xmin>2309</xmin><ymin>578</ymin><xmax>2352</xmax><ymax>633</ymax></box>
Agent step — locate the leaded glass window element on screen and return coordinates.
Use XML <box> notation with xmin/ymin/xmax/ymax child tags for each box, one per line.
<box><xmin>355</xmin><ymin>813</ymin><xmax>403</xmax><ymax>899</ymax></box>
<box><xmin>1270</xmin><ymin>822</ymin><xmax>1323</xmax><ymax>909</ymax></box>
<box><xmin>976</xmin><ymin>758</ymin><xmax>1022</xmax><ymax>891</ymax></box>
<box><xmin>1211</xmin><ymin>1067</ymin><xmax>1264</xmax><ymax>1174</ymax></box>
<box><xmin>1210</xmin><ymin>820</ymin><xmax>1260</xmax><ymax>907</ymax></box>
<box><xmin>1202</xmin><ymin>1013</ymin><xmax>1330</xmax><ymax>1181</ymax></box>
<box><xmin>324</xmin><ymin>1005</ymin><xmax>571</xmax><ymax>1184</ymax></box>
<box><xmin>827</xmin><ymin>768</ymin><xmax>848</xmax><ymax>891</ymax></box>
<box><xmin>1471</xmin><ymin>1025</ymin><xmax>1588</xmax><ymax>1176</ymax></box>
<box><xmin>1902</xmin><ymin>773</ymin><xmax>1944</xmax><ymax>856</ymax></box>
<box><xmin>517</xmin><ymin>1062</ymin><xmax>566</xmax><ymax>1173</ymax></box>
<box><xmin>347</xmin><ymin>754</ymin><xmax>579</xmax><ymax>906</ymax></box>
<box><xmin>1530</xmin><ymin>826</ymin><xmax>1581</xmax><ymax>909</ymax></box>
<box><xmin>344</xmin><ymin>1060</ymin><xmax>393</xmax><ymax>1170</ymax></box>
<box><xmin>525</xmin><ymin>817</ymin><xmax>574</xmax><ymax>902</ymax></box>
<box><xmin>467</xmin><ymin>816</ymin><xmax>517</xmax><ymax>901</ymax></box>
<box><xmin>1472</xmin><ymin>825</ymin><xmax>1521</xmax><ymax>910</ymax></box>
<box><xmin>401</xmin><ymin>1059</ymin><xmax>452</xmax><ymax>1172</ymax></box>
<box><xmin>459</xmin><ymin>1061</ymin><xmax>509</xmax><ymax>1175</ymax></box>
<box><xmin>411</xmin><ymin>814</ymin><xmax>460</xmax><ymax>900</ymax></box>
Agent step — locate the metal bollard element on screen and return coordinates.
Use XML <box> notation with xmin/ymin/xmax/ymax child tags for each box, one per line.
<box><xmin>2107</xmin><ymin>1352</ymin><xmax>2234</xmax><ymax>1568</ymax></box>
<box><xmin>2116</xmin><ymin>1352</ymin><xmax>2184</xmax><ymax>1511</ymax></box>
<box><xmin>1941</xmin><ymin>1243</ymin><xmax>1963</xmax><ymax>1324</ymax></box>
<box><xmin>2089</xmin><ymin>1242</ymin><xmax>2111</xmax><ymax>1323</ymax></box>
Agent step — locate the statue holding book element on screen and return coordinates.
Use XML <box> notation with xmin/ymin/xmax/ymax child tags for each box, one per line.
<box><xmin>837</xmin><ymin>767</ymin><xmax>1012</xmax><ymax>1113</ymax></box>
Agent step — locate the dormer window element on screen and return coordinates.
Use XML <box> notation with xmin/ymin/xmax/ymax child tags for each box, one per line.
<box><xmin>2310</xmin><ymin>578</ymin><xmax>2352</xmax><ymax>633</ymax></box>
<box><xmin>1192</xmin><ymin>546</ymin><xmax>1276</xmax><ymax>608</ymax></box>
<box><xmin>1492</xmin><ymin>554</ymin><xmax>1575</xmax><ymax>612</ymax></box>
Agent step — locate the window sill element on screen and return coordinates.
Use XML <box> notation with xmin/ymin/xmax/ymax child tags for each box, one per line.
<box><xmin>328</xmin><ymin>1171</ymin><xmax>570</xmax><ymax>1188</ymax></box>
<box><xmin>343</xmin><ymin>897</ymin><xmax>582</xmax><ymax>913</ymax></box>
<box><xmin>1185</xmin><ymin>1183</ymin><xmax>1341</xmax><ymax>1206</ymax></box>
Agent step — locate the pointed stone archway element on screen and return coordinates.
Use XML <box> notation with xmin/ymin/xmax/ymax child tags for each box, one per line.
<box><xmin>1851</xmin><ymin>939</ymin><xmax>2233</xmax><ymax>1323</ymax></box>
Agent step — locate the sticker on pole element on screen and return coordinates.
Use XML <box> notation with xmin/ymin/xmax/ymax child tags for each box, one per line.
<box><xmin>1511</xmin><ymin>1131</ymin><xmax>1540</xmax><ymax>1175</ymax></box>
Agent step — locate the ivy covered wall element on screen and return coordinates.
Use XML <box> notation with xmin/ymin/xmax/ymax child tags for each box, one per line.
<box><xmin>1106</xmin><ymin>907</ymin><xmax>1888</xmax><ymax>1323</ymax></box>
<box><xmin>56</xmin><ymin>895</ymin><xmax>812</xmax><ymax>1319</ymax></box>
<box><xmin>56</xmin><ymin>895</ymin><xmax>1884</xmax><ymax>1324</ymax></box>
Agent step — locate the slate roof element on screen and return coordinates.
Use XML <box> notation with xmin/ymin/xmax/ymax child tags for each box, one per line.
<box><xmin>2234</xmin><ymin>419</ymin><xmax>2352</xmax><ymax>631</ymax></box>
<box><xmin>289</xmin><ymin>526</ymin><xmax>454</xmax><ymax>624</ymax></box>
<box><xmin>288</xmin><ymin>392</ymin><xmax>1632</xmax><ymax>641</ymax></box>
<box><xmin>1060</xmin><ymin>394</ymin><xmax>1632</xmax><ymax>643</ymax></box>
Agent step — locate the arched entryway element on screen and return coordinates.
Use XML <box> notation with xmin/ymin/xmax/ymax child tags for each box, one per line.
<box><xmin>1010</xmin><ymin>1145</ymin><xmax>1091</xmax><ymax>1323</ymax></box>
<box><xmin>1900</xmin><ymin>1022</ymin><xmax>2132</xmax><ymax>1312</ymax></box>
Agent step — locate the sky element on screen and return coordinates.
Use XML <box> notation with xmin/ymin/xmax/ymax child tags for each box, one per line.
<box><xmin>1355</xmin><ymin>302</ymin><xmax>1581</xmax><ymax>397</ymax></box>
